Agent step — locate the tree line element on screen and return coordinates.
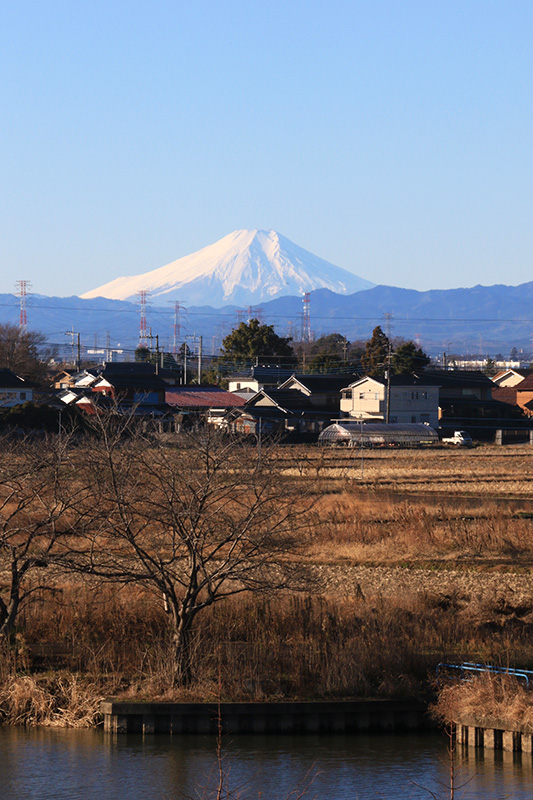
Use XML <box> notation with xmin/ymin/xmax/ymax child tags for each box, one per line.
<box><xmin>0</xmin><ymin>319</ymin><xmax>430</xmax><ymax>391</ymax></box>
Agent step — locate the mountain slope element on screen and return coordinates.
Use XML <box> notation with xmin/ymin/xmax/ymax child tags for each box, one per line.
<box><xmin>80</xmin><ymin>229</ymin><xmax>374</xmax><ymax>306</ymax></box>
<box><xmin>6</xmin><ymin>281</ymin><xmax>533</xmax><ymax>358</ymax></box>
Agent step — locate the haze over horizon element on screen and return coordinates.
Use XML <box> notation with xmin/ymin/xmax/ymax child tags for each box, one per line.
<box><xmin>2</xmin><ymin>2</ymin><xmax>532</xmax><ymax>298</ymax></box>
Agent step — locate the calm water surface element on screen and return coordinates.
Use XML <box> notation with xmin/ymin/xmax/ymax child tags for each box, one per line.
<box><xmin>0</xmin><ymin>727</ymin><xmax>531</xmax><ymax>799</ymax></box>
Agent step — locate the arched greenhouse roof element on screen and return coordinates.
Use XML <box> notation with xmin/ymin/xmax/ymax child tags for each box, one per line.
<box><xmin>319</xmin><ymin>422</ymin><xmax>439</xmax><ymax>446</ymax></box>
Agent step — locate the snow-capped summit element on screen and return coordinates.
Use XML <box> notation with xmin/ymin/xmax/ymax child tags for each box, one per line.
<box><xmin>81</xmin><ymin>229</ymin><xmax>374</xmax><ymax>307</ymax></box>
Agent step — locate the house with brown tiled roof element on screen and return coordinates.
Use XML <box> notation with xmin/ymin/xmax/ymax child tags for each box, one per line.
<box><xmin>166</xmin><ymin>386</ymin><xmax>245</xmax><ymax>427</ymax></box>
<box><xmin>492</xmin><ymin>368</ymin><xmax>533</xmax><ymax>388</ymax></box>
<box><xmin>513</xmin><ymin>375</ymin><xmax>533</xmax><ymax>417</ymax></box>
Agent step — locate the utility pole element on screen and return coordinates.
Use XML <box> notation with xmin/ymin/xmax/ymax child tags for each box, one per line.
<box><xmin>385</xmin><ymin>341</ymin><xmax>392</xmax><ymax>424</ymax></box>
<box><xmin>146</xmin><ymin>329</ymin><xmax>160</xmax><ymax>361</ymax></box>
<box><xmin>186</xmin><ymin>334</ymin><xmax>202</xmax><ymax>383</ymax></box>
<box><xmin>65</xmin><ymin>329</ymin><xmax>81</xmax><ymax>370</ymax></box>
<box><xmin>197</xmin><ymin>335</ymin><xmax>203</xmax><ymax>384</ymax></box>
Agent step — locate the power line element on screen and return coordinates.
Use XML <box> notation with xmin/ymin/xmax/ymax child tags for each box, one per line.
<box><xmin>3</xmin><ymin>300</ymin><xmax>533</xmax><ymax>325</ymax></box>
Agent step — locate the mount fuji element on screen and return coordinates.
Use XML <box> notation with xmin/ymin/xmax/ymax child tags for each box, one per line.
<box><xmin>80</xmin><ymin>229</ymin><xmax>374</xmax><ymax>307</ymax></box>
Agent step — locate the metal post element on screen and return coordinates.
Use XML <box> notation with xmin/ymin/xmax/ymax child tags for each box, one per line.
<box><xmin>385</xmin><ymin>343</ymin><xmax>391</xmax><ymax>423</ymax></box>
<box><xmin>360</xmin><ymin>416</ymin><xmax>364</xmax><ymax>479</ymax></box>
<box><xmin>198</xmin><ymin>335</ymin><xmax>202</xmax><ymax>384</ymax></box>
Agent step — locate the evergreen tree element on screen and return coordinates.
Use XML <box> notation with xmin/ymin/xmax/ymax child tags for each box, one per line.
<box><xmin>361</xmin><ymin>326</ymin><xmax>390</xmax><ymax>378</ymax></box>
<box><xmin>134</xmin><ymin>345</ymin><xmax>151</xmax><ymax>362</ymax></box>
<box><xmin>391</xmin><ymin>341</ymin><xmax>430</xmax><ymax>375</ymax></box>
<box><xmin>218</xmin><ymin>319</ymin><xmax>296</xmax><ymax>369</ymax></box>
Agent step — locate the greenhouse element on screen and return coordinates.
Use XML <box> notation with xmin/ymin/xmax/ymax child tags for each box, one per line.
<box><xmin>318</xmin><ymin>422</ymin><xmax>439</xmax><ymax>448</ymax></box>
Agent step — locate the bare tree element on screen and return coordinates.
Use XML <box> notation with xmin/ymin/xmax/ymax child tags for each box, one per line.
<box><xmin>71</xmin><ymin>419</ymin><xmax>313</xmax><ymax>686</ymax></box>
<box><xmin>0</xmin><ymin>433</ymin><xmax>88</xmax><ymax>639</ymax></box>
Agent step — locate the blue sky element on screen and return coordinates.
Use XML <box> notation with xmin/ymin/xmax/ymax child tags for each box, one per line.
<box><xmin>1</xmin><ymin>0</ymin><xmax>532</xmax><ymax>297</ymax></box>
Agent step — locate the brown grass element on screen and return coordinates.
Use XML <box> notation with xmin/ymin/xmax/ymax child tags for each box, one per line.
<box><xmin>0</xmin><ymin>672</ymin><xmax>105</xmax><ymax>727</ymax></box>
<box><xmin>433</xmin><ymin>674</ymin><xmax>533</xmax><ymax>732</ymax></box>
<box><xmin>4</xmin><ymin>441</ymin><xmax>533</xmax><ymax>723</ymax></box>
<box><xmin>5</xmin><ymin>579</ymin><xmax>533</xmax><ymax>714</ymax></box>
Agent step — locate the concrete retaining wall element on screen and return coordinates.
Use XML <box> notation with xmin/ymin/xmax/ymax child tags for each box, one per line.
<box><xmin>101</xmin><ymin>699</ymin><xmax>434</xmax><ymax>735</ymax></box>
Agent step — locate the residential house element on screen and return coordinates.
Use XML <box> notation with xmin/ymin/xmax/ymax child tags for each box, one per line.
<box><xmin>166</xmin><ymin>386</ymin><xmax>245</xmax><ymax>427</ymax></box>
<box><xmin>166</xmin><ymin>386</ymin><xmax>245</xmax><ymax>412</ymax></box>
<box><xmin>340</xmin><ymin>375</ymin><xmax>439</xmax><ymax>427</ymax></box>
<box><xmin>418</xmin><ymin>369</ymin><xmax>523</xmax><ymax>432</ymax></box>
<box><xmin>92</xmin><ymin>371</ymin><xmax>168</xmax><ymax>405</ymax></box>
<box><xmin>88</xmin><ymin>363</ymin><xmax>180</xmax><ymax>405</ymax></box>
<box><xmin>0</xmin><ymin>369</ymin><xmax>33</xmax><ymax>408</ymax></box>
<box><xmin>50</xmin><ymin>369</ymin><xmax>78</xmax><ymax>390</ymax></box>
<box><xmin>278</xmin><ymin>373</ymin><xmax>356</xmax><ymax>414</ymax></box>
<box><xmin>492</xmin><ymin>368</ymin><xmax>533</xmax><ymax>388</ymax></box>
<box><xmin>226</xmin><ymin>388</ymin><xmax>337</xmax><ymax>436</ymax></box>
<box><xmin>228</xmin><ymin>366</ymin><xmax>295</xmax><ymax>399</ymax></box>
<box><xmin>507</xmin><ymin>375</ymin><xmax>533</xmax><ymax>417</ymax></box>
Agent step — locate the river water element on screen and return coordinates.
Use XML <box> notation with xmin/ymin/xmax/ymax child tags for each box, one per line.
<box><xmin>0</xmin><ymin>727</ymin><xmax>531</xmax><ymax>799</ymax></box>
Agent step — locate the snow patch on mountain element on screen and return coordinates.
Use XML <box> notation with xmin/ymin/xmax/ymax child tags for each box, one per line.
<box><xmin>81</xmin><ymin>229</ymin><xmax>374</xmax><ymax>306</ymax></box>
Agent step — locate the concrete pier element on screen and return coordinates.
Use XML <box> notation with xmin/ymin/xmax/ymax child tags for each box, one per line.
<box><xmin>455</xmin><ymin>714</ymin><xmax>533</xmax><ymax>753</ymax></box>
<box><xmin>100</xmin><ymin>699</ymin><xmax>434</xmax><ymax>735</ymax></box>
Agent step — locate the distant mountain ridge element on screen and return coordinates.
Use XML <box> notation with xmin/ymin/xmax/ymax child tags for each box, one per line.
<box><xmin>81</xmin><ymin>229</ymin><xmax>374</xmax><ymax>306</ymax></box>
<box><xmin>3</xmin><ymin>281</ymin><xmax>533</xmax><ymax>357</ymax></box>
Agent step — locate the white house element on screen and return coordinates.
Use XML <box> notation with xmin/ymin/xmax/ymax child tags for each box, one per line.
<box><xmin>0</xmin><ymin>369</ymin><xmax>33</xmax><ymax>408</ymax></box>
<box><xmin>228</xmin><ymin>366</ymin><xmax>294</xmax><ymax>397</ymax></box>
<box><xmin>340</xmin><ymin>375</ymin><xmax>439</xmax><ymax>428</ymax></box>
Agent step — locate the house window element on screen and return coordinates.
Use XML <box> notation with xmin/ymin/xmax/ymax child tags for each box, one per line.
<box><xmin>20</xmin><ymin>392</ymin><xmax>26</xmax><ymax>400</ymax></box>
<box><xmin>421</xmin><ymin>391</ymin><xmax>427</xmax><ymax>399</ymax></box>
<box><xmin>343</xmin><ymin>390</ymin><xmax>352</xmax><ymax>400</ymax></box>
<box><xmin>236</xmin><ymin>383</ymin><xmax>241</xmax><ymax>390</ymax></box>
<box><xmin>359</xmin><ymin>392</ymin><xmax>365</xmax><ymax>399</ymax></box>
<box><xmin>411</xmin><ymin>415</ymin><xmax>417</xmax><ymax>423</ymax></box>
<box><xmin>411</xmin><ymin>391</ymin><xmax>419</xmax><ymax>399</ymax></box>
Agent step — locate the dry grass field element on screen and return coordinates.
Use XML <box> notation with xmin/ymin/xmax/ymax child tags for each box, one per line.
<box><xmin>284</xmin><ymin>443</ymin><xmax>533</xmax><ymax>560</ymax></box>
<box><xmin>3</xmin><ymin>439</ymin><xmax>533</xmax><ymax>724</ymax></box>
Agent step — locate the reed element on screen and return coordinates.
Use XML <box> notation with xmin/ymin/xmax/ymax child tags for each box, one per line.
<box><xmin>432</xmin><ymin>673</ymin><xmax>533</xmax><ymax>733</ymax></box>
